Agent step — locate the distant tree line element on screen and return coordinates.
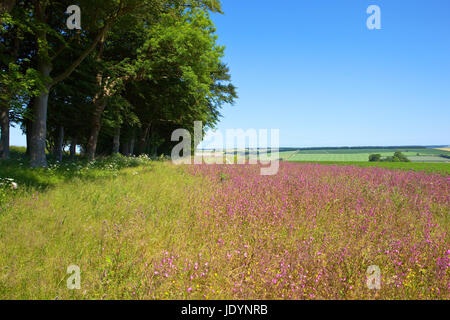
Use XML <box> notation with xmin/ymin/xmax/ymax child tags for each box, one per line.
<box><xmin>0</xmin><ymin>0</ymin><xmax>236</xmax><ymax>167</ymax></box>
<box><xmin>369</xmin><ymin>152</ymin><xmax>410</xmax><ymax>162</ymax></box>
<box><xmin>292</xmin><ymin>146</ymin><xmax>428</xmax><ymax>151</ymax></box>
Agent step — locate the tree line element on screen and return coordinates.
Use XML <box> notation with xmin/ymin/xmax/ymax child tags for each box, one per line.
<box><xmin>0</xmin><ymin>0</ymin><xmax>236</xmax><ymax>167</ymax></box>
<box><xmin>369</xmin><ymin>152</ymin><xmax>410</xmax><ymax>162</ymax></box>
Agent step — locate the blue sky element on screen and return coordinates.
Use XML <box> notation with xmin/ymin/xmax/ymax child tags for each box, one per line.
<box><xmin>202</xmin><ymin>0</ymin><xmax>450</xmax><ymax>148</ymax></box>
<box><xmin>10</xmin><ymin>0</ymin><xmax>450</xmax><ymax>148</ymax></box>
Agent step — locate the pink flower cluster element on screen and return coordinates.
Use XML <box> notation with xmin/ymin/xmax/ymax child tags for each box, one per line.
<box><xmin>179</xmin><ymin>163</ymin><xmax>449</xmax><ymax>299</ymax></box>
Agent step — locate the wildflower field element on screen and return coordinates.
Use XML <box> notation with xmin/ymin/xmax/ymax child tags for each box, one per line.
<box><xmin>0</xmin><ymin>159</ymin><xmax>448</xmax><ymax>300</ymax></box>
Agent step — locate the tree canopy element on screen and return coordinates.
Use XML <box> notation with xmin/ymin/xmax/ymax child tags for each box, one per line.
<box><xmin>0</xmin><ymin>0</ymin><xmax>236</xmax><ymax>165</ymax></box>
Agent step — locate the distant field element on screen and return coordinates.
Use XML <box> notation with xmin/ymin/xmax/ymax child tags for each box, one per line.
<box><xmin>407</xmin><ymin>156</ymin><xmax>450</xmax><ymax>163</ymax></box>
<box><xmin>280</xmin><ymin>148</ymin><xmax>450</xmax><ymax>163</ymax></box>
<box><xmin>289</xmin><ymin>160</ymin><xmax>450</xmax><ymax>175</ymax></box>
<box><xmin>286</xmin><ymin>152</ymin><xmax>392</xmax><ymax>162</ymax></box>
<box><xmin>282</xmin><ymin>148</ymin><xmax>448</xmax><ymax>155</ymax></box>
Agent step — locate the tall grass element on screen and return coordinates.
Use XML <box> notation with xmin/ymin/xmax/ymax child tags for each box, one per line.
<box><xmin>0</xmin><ymin>153</ymin><xmax>153</xmax><ymax>206</ymax></box>
<box><xmin>0</xmin><ymin>160</ymin><xmax>448</xmax><ymax>300</ymax></box>
<box><xmin>0</xmin><ymin>161</ymin><xmax>196</xmax><ymax>299</ymax></box>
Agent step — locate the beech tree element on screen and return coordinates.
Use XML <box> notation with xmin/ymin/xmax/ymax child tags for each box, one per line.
<box><xmin>1</xmin><ymin>1</ymin><xmax>43</xmax><ymax>159</ymax></box>
<box><xmin>1</xmin><ymin>0</ymin><xmax>235</xmax><ymax>164</ymax></box>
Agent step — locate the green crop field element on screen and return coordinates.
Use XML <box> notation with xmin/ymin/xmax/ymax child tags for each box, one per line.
<box><xmin>289</xmin><ymin>160</ymin><xmax>450</xmax><ymax>175</ymax></box>
<box><xmin>279</xmin><ymin>148</ymin><xmax>450</xmax><ymax>163</ymax></box>
<box><xmin>287</xmin><ymin>148</ymin><xmax>449</xmax><ymax>155</ymax></box>
<box><xmin>287</xmin><ymin>152</ymin><xmax>391</xmax><ymax>162</ymax></box>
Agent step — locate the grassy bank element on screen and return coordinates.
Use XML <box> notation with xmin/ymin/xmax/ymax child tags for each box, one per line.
<box><xmin>0</xmin><ymin>152</ymin><xmax>154</xmax><ymax>207</ymax></box>
<box><xmin>0</xmin><ymin>161</ymin><xmax>203</xmax><ymax>299</ymax></box>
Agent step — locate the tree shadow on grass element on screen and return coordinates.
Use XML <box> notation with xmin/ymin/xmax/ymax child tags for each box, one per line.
<box><xmin>0</xmin><ymin>151</ymin><xmax>155</xmax><ymax>191</ymax></box>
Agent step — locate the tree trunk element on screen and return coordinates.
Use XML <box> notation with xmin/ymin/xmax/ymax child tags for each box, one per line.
<box><xmin>27</xmin><ymin>1</ymin><xmax>111</xmax><ymax>167</ymax></box>
<box><xmin>70</xmin><ymin>138</ymin><xmax>77</xmax><ymax>160</ymax></box>
<box><xmin>0</xmin><ymin>106</ymin><xmax>10</xmax><ymax>160</ymax></box>
<box><xmin>113</xmin><ymin>127</ymin><xmax>120</xmax><ymax>154</ymax></box>
<box><xmin>56</xmin><ymin>125</ymin><xmax>64</xmax><ymax>162</ymax></box>
<box><xmin>112</xmin><ymin>127</ymin><xmax>120</xmax><ymax>154</ymax></box>
<box><xmin>0</xmin><ymin>0</ymin><xmax>16</xmax><ymax>160</ymax></box>
<box><xmin>138</xmin><ymin>124</ymin><xmax>151</xmax><ymax>155</ymax></box>
<box><xmin>86</xmin><ymin>120</ymin><xmax>101</xmax><ymax>161</ymax></box>
<box><xmin>86</xmin><ymin>100</ymin><xmax>106</xmax><ymax>161</ymax></box>
<box><xmin>120</xmin><ymin>137</ymin><xmax>129</xmax><ymax>156</ymax></box>
<box><xmin>129</xmin><ymin>134</ymin><xmax>135</xmax><ymax>156</ymax></box>
<box><xmin>25</xmin><ymin>117</ymin><xmax>32</xmax><ymax>157</ymax></box>
<box><xmin>29</xmin><ymin>5</ymin><xmax>52</xmax><ymax>168</ymax></box>
<box><xmin>85</xmin><ymin>31</ymin><xmax>108</xmax><ymax>162</ymax></box>
<box><xmin>30</xmin><ymin>81</ymin><xmax>51</xmax><ymax>168</ymax></box>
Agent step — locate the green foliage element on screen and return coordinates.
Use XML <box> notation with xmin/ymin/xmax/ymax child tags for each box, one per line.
<box><xmin>382</xmin><ymin>152</ymin><xmax>410</xmax><ymax>163</ymax></box>
<box><xmin>368</xmin><ymin>151</ymin><xmax>410</xmax><ymax>163</ymax></box>
<box><xmin>369</xmin><ymin>154</ymin><xmax>381</xmax><ymax>162</ymax></box>
<box><xmin>2</xmin><ymin>0</ymin><xmax>236</xmax><ymax>166</ymax></box>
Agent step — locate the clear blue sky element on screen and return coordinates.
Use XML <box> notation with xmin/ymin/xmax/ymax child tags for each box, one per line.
<box><xmin>10</xmin><ymin>0</ymin><xmax>450</xmax><ymax>148</ymax></box>
<box><xmin>203</xmin><ymin>0</ymin><xmax>450</xmax><ymax>148</ymax></box>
